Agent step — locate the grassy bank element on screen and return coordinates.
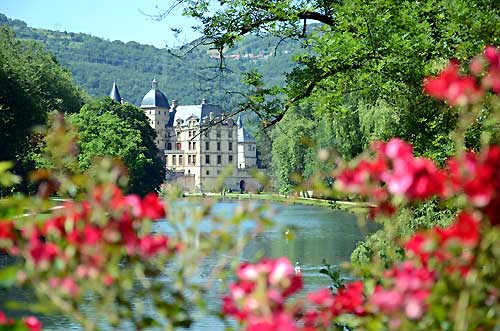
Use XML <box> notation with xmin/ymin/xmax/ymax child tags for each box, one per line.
<box><xmin>184</xmin><ymin>192</ymin><xmax>371</xmax><ymax>213</ymax></box>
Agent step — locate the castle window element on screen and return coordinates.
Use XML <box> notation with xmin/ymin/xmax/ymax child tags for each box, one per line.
<box><xmin>193</xmin><ymin>142</ymin><xmax>196</xmax><ymax>150</ymax></box>
<box><xmin>167</xmin><ymin>142</ymin><xmax>172</xmax><ymax>150</ymax></box>
<box><xmin>188</xmin><ymin>170</ymin><xmax>191</xmax><ymax>174</ymax></box>
<box><xmin>217</xmin><ymin>142</ymin><xmax>221</xmax><ymax>151</ymax></box>
<box><xmin>217</xmin><ymin>155</ymin><xmax>222</xmax><ymax>165</ymax></box>
<box><xmin>168</xmin><ymin>131</ymin><xmax>171</xmax><ymax>137</ymax></box>
<box><xmin>229</xmin><ymin>155</ymin><xmax>233</xmax><ymax>163</ymax></box>
<box><xmin>205</xmin><ymin>155</ymin><xmax>210</xmax><ymax>165</ymax></box>
<box><xmin>229</xmin><ymin>142</ymin><xmax>233</xmax><ymax>151</ymax></box>
<box><xmin>189</xmin><ymin>130</ymin><xmax>192</xmax><ymax>138</ymax></box>
<box><xmin>216</xmin><ymin>131</ymin><xmax>221</xmax><ymax>138</ymax></box>
<box><xmin>206</xmin><ymin>170</ymin><xmax>210</xmax><ymax>175</ymax></box>
<box><xmin>176</xmin><ymin>142</ymin><xmax>182</xmax><ymax>150</ymax></box>
<box><xmin>228</xmin><ymin>130</ymin><xmax>233</xmax><ymax>138</ymax></box>
<box><xmin>205</xmin><ymin>141</ymin><xmax>209</xmax><ymax>151</ymax></box>
<box><xmin>172</xmin><ymin>155</ymin><xmax>176</xmax><ymax>165</ymax></box>
<box><xmin>179</xmin><ymin>155</ymin><xmax>183</xmax><ymax>165</ymax></box>
<box><xmin>188</xmin><ymin>142</ymin><xmax>192</xmax><ymax>150</ymax></box>
<box><xmin>188</xmin><ymin>155</ymin><xmax>192</xmax><ymax>164</ymax></box>
<box><xmin>192</xmin><ymin>155</ymin><xmax>196</xmax><ymax>165</ymax></box>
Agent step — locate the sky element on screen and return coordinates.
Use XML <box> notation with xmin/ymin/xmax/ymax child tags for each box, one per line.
<box><xmin>0</xmin><ymin>0</ymin><xmax>201</xmax><ymax>48</ymax></box>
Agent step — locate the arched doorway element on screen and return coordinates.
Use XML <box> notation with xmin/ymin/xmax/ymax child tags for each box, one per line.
<box><xmin>239</xmin><ymin>180</ymin><xmax>246</xmax><ymax>193</ymax></box>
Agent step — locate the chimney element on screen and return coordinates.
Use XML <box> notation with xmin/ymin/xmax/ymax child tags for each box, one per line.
<box><xmin>171</xmin><ymin>99</ymin><xmax>178</xmax><ymax>110</ymax></box>
<box><xmin>202</xmin><ymin>98</ymin><xmax>207</xmax><ymax>105</ymax></box>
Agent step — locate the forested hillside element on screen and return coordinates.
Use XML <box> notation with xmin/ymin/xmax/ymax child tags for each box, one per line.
<box><xmin>0</xmin><ymin>13</ymin><xmax>298</xmax><ymax>109</ymax></box>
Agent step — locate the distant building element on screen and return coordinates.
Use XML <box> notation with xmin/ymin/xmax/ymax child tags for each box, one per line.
<box><xmin>109</xmin><ymin>80</ymin><xmax>263</xmax><ymax>192</ymax></box>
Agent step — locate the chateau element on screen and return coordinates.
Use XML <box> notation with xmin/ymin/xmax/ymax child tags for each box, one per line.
<box><xmin>110</xmin><ymin>79</ymin><xmax>262</xmax><ymax>192</ymax></box>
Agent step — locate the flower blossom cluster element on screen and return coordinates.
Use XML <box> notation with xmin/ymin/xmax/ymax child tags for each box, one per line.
<box><xmin>223</xmin><ymin>209</ymin><xmax>483</xmax><ymax>330</ymax></box>
<box><xmin>370</xmin><ymin>262</ymin><xmax>434</xmax><ymax>322</ymax></box>
<box><xmin>336</xmin><ymin>138</ymin><xmax>445</xmax><ymax>216</ymax></box>
<box><xmin>423</xmin><ymin>46</ymin><xmax>500</xmax><ymax>106</ymax></box>
<box><xmin>305</xmin><ymin>281</ymin><xmax>365</xmax><ymax>329</ymax></box>
<box><xmin>0</xmin><ymin>310</ymin><xmax>42</xmax><ymax>331</ymax></box>
<box><xmin>0</xmin><ymin>185</ymin><xmax>171</xmax><ymax>297</ymax></box>
<box><xmin>405</xmin><ymin>211</ymin><xmax>480</xmax><ymax>274</ymax></box>
<box><xmin>222</xmin><ymin>257</ymin><xmax>302</xmax><ymax>331</ymax></box>
<box><xmin>448</xmin><ymin>147</ymin><xmax>500</xmax><ymax>225</ymax></box>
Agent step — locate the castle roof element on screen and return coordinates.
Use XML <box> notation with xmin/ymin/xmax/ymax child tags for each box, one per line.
<box><xmin>168</xmin><ymin>100</ymin><xmax>224</xmax><ymax>126</ymax></box>
<box><xmin>109</xmin><ymin>81</ymin><xmax>122</xmax><ymax>103</ymax></box>
<box><xmin>140</xmin><ymin>79</ymin><xmax>169</xmax><ymax>109</ymax></box>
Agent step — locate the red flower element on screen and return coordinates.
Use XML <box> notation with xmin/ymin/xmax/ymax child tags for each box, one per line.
<box><xmin>442</xmin><ymin>212</ymin><xmax>480</xmax><ymax>246</ymax></box>
<box><xmin>0</xmin><ymin>220</ymin><xmax>15</xmax><ymax>241</ymax></box>
<box><xmin>141</xmin><ymin>193</ymin><xmax>166</xmax><ymax>220</ymax></box>
<box><xmin>423</xmin><ymin>60</ymin><xmax>483</xmax><ymax>106</ymax></box>
<box><xmin>29</xmin><ymin>241</ymin><xmax>59</xmax><ymax>265</ymax></box>
<box><xmin>0</xmin><ymin>310</ymin><xmax>14</xmax><ymax>325</ymax></box>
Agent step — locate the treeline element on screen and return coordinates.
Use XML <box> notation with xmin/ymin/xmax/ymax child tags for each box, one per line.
<box><xmin>0</xmin><ymin>13</ymin><xmax>297</xmax><ymax>109</ymax></box>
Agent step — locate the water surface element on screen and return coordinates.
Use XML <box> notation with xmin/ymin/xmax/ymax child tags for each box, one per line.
<box><xmin>1</xmin><ymin>200</ymin><xmax>378</xmax><ymax>330</ymax></box>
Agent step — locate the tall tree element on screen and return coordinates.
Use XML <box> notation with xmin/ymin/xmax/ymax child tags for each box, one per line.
<box><xmin>69</xmin><ymin>98</ymin><xmax>165</xmax><ymax>195</ymax></box>
<box><xmin>0</xmin><ymin>26</ymin><xmax>84</xmax><ymax>188</ymax></box>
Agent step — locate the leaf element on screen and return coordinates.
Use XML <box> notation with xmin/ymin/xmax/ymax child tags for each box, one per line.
<box><xmin>0</xmin><ymin>264</ymin><xmax>19</xmax><ymax>287</ymax></box>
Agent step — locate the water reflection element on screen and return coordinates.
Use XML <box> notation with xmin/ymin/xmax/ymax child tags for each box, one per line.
<box><xmin>1</xmin><ymin>200</ymin><xmax>378</xmax><ymax>331</ymax></box>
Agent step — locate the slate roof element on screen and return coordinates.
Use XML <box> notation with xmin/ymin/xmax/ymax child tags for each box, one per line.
<box><xmin>169</xmin><ymin>103</ymin><xmax>224</xmax><ymax>126</ymax></box>
<box><xmin>140</xmin><ymin>79</ymin><xmax>170</xmax><ymax>109</ymax></box>
<box><xmin>109</xmin><ymin>81</ymin><xmax>122</xmax><ymax>103</ymax></box>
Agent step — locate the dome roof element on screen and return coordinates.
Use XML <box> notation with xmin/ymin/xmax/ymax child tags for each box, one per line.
<box><xmin>140</xmin><ymin>79</ymin><xmax>169</xmax><ymax>108</ymax></box>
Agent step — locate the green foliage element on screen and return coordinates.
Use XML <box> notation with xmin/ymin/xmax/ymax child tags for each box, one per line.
<box><xmin>171</xmin><ymin>0</ymin><xmax>500</xmax><ymax>193</ymax></box>
<box><xmin>0</xmin><ymin>26</ymin><xmax>83</xmax><ymax>190</ymax></box>
<box><xmin>69</xmin><ymin>98</ymin><xmax>165</xmax><ymax>195</ymax></box>
<box><xmin>351</xmin><ymin>200</ymin><xmax>456</xmax><ymax>269</ymax></box>
<box><xmin>270</xmin><ymin>106</ymin><xmax>316</xmax><ymax>194</ymax></box>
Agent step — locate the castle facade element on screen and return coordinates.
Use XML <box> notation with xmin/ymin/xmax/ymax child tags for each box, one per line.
<box><xmin>110</xmin><ymin>79</ymin><xmax>262</xmax><ymax>192</ymax></box>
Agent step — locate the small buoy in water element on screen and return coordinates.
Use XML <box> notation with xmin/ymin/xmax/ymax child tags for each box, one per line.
<box><xmin>294</xmin><ymin>262</ymin><xmax>301</xmax><ymax>275</ymax></box>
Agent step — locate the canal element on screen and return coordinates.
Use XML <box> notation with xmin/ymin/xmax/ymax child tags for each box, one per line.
<box><xmin>0</xmin><ymin>200</ymin><xmax>378</xmax><ymax>330</ymax></box>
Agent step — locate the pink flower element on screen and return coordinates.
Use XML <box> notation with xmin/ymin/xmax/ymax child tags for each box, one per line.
<box><xmin>138</xmin><ymin>234</ymin><xmax>169</xmax><ymax>257</ymax></box>
<box><xmin>247</xmin><ymin>312</ymin><xmax>297</xmax><ymax>331</ymax></box>
<box><xmin>268</xmin><ymin>257</ymin><xmax>294</xmax><ymax>285</ymax></box>
<box><xmin>24</xmin><ymin>316</ymin><xmax>42</xmax><ymax>331</ymax></box>
<box><xmin>237</xmin><ymin>263</ymin><xmax>260</xmax><ymax>281</ymax></box>
<box><xmin>370</xmin><ymin>263</ymin><xmax>434</xmax><ymax>321</ymax></box>
<box><xmin>307</xmin><ymin>288</ymin><xmax>334</xmax><ymax>306</ymax></box>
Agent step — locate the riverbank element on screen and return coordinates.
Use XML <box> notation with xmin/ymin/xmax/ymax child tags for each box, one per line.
<box><xmin>184</xmin><ymin>192</ymin><xmax>372</xmax><ymax>213</ymax></box>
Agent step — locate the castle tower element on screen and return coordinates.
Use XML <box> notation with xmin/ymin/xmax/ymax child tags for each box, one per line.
<box><xmin>140</xmin><ymin>78</ymin><xmax>170</xmax><ymax>150</ymax></box>
<box><xmin>236</xmin><ymin>115</ymin><xmax>257</xmax><ymax>169</ymax></box>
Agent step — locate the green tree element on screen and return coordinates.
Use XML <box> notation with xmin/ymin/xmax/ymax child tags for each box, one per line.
<box><xmin>69</xmin><ymin>98</ymin><xmax>165</xmax><ymax>195</ymax></box>
<box><xmin>0</xmin><ymin>26</ymin><xmax>83</xmax><ymax>189</ymax></box>
<box><xmin>169</xmin><ymin>0</ymin><xmax>500</xmax><ymax>192</ymax></box>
